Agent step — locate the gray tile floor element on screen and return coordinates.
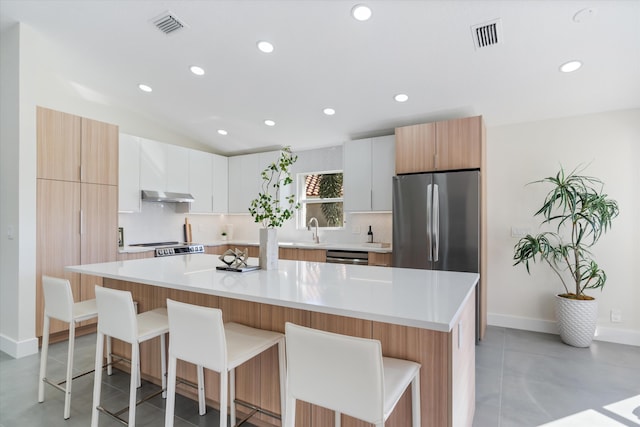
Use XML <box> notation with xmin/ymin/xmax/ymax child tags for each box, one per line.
<box><xmin>474</xmin><ymin>327</ymin><xmax>640</xmax><ymax>427</ymax></box>
<box><xmin>0</xmin><ymin>326</ymin><xmax>638</xmax><ymax>426</ymax></box>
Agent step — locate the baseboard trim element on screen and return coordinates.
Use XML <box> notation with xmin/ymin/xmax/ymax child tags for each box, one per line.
<box><xmin>487</xmin><ymin>313</ymin><xmax>640</xmax><ymax>347</ymax></box>
<box><xmin>0</xmin><ymin>333</ymin><xmax>39</xmax><ymax>359</ymax></box>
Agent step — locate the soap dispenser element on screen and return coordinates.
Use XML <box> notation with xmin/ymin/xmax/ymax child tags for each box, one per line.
<box><xmin>367</xmin><ymin>225</ymin><xmax>373</xmax><ymax>243</ymax></box>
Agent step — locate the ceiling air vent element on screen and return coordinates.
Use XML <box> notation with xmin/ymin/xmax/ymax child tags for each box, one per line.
<box><xmin>151</xmin><ymin>11</ymin><xmax>186</xmax><ymax>35</ymax></box>
<box><xmin>471</xmin><ymin>18</ymin><xmax>503</xmax><ymax>49</ymax></box>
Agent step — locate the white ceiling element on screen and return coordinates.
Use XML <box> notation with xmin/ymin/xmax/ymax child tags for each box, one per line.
<box><xmin>1</xmin><ymin>0</ymin><xmax>639</xmax><ymax>155</ymax></box>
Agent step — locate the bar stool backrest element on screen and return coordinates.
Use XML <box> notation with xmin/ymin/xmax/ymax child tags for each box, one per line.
<box><xmin>95</xmin><ymin>286</ymin><xmax>138</xmax><ymax>344</ymax></box>
<box><xmin>166</xmin><ymin>299</ymin><xmax>227</xmax><ymax>371</ymax></box>
<box><xmin>285</xmin><ymin>322</ymin><xmax>385</xmax><ymax>424</ymax></box>
<box><xmin>42</xmin><ymin>275</ymin><xmax>74</xmax><ymax>323</ymax></box>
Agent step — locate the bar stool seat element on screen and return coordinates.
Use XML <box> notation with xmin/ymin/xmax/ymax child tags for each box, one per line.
<box><xmin>38</xmin><ymin>275</ymin><xmax>107</xmax><ymax>420</ymax></box>
<box><xmin>91</xmin><ymin>286</ymin><xmax>169</xmax><ymax>427</ymax></box>
<box><xmin>164</xmin><ymin>299</ymin><xmax>286</xmax><ymax>427</ymax></box>
<box><xmin>284</xmin><ymin>322</ymin><xmax>421</xmax><ymax>427</ymax></box>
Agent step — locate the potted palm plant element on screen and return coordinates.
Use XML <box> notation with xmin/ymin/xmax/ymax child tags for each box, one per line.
<box><xmin>513</xmin><ymin>166</ymin><xmax>619</xmax><ymax>347</ymax></box>
<box><xmin>249</xmin><ymin>146</ymin><xmax>300</xmax><ymax>270</ymax></box>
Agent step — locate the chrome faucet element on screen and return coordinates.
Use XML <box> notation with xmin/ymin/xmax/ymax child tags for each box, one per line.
<box><xmin>307</xmin><ymin>217</ymin><xmax>319</xmax><ymax>244</ymax></box>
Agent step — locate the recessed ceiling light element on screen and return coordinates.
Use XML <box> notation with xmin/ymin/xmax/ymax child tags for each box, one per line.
<box><xmin>257</xmin><ymin>41</ymin><xmax>275</xmax><ymax>53</ymax></box>
<box><xmin>217</xmin><ymin>129</ymin><xmax>228</xmax><ymax>135</ymax></box>
<box><xmin>351</xmin><ymin>4</ymin><xmax>372</xmax><ymax>21</ymax></box>
<box><xmin>323</xmin><ymin>108</ymin><xmax>336</xmax><ymax>116</ymax></box>
<box><xmin>560</xmin><ymin>60</ymin><xmax>582</xmax><ymax>73</ymax></box>
<box><xmin>264</xmin><ymin>119</ymin><xmax>276</xmax><ymax>127</ymax></box>
<box><xmin>190</xmin><ymin>65</ymin><xmax>205</xmax><ymax>76</ymax></box>
<box><xmin>394</xmin><ymin>94</ymin><xmax>409</xmax><ymax>102</ymax></box>
<box><xmin>138</xmin><ymin>84</ymin><xmax>153</xmax><ymax>93</ymax></box>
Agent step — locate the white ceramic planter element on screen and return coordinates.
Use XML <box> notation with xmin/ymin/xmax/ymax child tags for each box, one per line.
<box><xmin>555</xmin><ymin>295</ymin><xmax>598</xmax><ymax>347</ymax></box>
<box><xmin>259</xmin><ymin>228</ymin><xmax>278</xmax><ymax>270</ymax></box>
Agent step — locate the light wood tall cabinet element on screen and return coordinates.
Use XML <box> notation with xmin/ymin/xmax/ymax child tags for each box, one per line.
<box><xmin>36</xmin><ymin>106</ymin><xmax>118</xmax><ymax>337</ymax></box>
<box><xmin>395</xmin><ymin>115</ymin><xmax>482</xmax><ymax>174</ymax></box>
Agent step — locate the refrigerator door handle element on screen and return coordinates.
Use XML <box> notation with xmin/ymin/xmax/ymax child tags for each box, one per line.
<box><xmin>433</xmin><ymin>184</ymin><xmax>439</xmax><ymax>262</ymax></box>
<box><xmin>426</xmin><ymin>183</ymin><xmax>433</xmax><ymax>261</ymax></box>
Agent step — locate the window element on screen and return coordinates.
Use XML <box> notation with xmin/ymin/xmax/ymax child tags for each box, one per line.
<box><xmin>298</xmin><ymin>172</ymin><xmax>344</xmax><ymax>228</ymax></box>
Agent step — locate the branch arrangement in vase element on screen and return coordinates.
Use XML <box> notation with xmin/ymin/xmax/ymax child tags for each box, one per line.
<box><xmin>513</xmin><ymin>165</ymin><xmax>619</xmax><ymax>299</ymax></box>
<box><xmin>249</xmin><ymin>146</ymin><xmax>301</xmax><ymax>228</ymax></box>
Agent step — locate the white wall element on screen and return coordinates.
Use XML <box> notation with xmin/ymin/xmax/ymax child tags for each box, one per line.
<box><xmin>486</xmin><ymin>109</ymin><xmax>640</xmax><ymax>345</ymax></box>
<box><xmin>0</xmin><ymin>24</ymin><xmax>26</xmax><ymax>355</ymax></box>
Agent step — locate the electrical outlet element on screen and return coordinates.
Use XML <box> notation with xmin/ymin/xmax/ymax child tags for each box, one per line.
<box><xmin>610</xmin><ymin>309</ymin><xmax>622</xmax><ymax>323</ymax></box>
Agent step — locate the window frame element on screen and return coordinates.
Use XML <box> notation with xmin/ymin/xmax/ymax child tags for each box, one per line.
<box><xmin>296</xmin><ymin>170</ymin><xmax>345</xmax><ymax>230</ymax></box>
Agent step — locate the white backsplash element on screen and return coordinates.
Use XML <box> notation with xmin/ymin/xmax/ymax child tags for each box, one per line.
<box><xmin>119</xmin><ymin>202</ymin><xmax>392</xmax><ymax>246</ymax></box>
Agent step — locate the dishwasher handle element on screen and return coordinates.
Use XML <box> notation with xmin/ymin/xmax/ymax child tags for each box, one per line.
<box><xmin>326</xmin><ymin>257</ymin><xmax>369</xmax><ymax>265</ymax></box>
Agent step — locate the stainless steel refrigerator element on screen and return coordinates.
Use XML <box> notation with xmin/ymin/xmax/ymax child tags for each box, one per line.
<box><xmin>392</xmin><ymin>170</ymin><xmax>481</xmax><ymax>335</ymax></box>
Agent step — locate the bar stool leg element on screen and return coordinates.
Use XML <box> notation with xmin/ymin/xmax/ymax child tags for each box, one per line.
<box><xmin>277</xmin><ymin>338</ymin><xmax>286</xmax><ymax>422</ymax></box>
<box><xmin>335</xmin><ymin>411</ymin><xmax>341</xmax><ymax>427</ymax></box>
<box><xmin>106</xmin><ymin>335</ymin><xmax>113</xmax><ymax>376</ymax></box>
<box><xmin>284</xmin><ymin>395</ymin><xmax>296</xmax><ymax>427</ymax></box>
<box><xmin>91</xmin><ymin>331</ymin><xmax>105</xmax><ymax>427</ymax></box>
<box><xmin>63</xmin><ymin>320</ymin><xmax>76</xmax><ymax>419</ymax></box>
<box><xmin>197</xmin><ymin>365</ymin><xmax>206</xmax><ymax>415</ymax></box>
<box><xmin>411</xmin><ymin>375</ymin><xmax>421</xmax><ymax>427</ymax></box>
<box><xmin>164</xmin><ymin>355</ymin><xmax>177</xmax><ymax>427</ymax></box>
<box><xmin>128</xmin><ymin>343</ymin><xmax>140</xmax><ymax>426</ymax></box>
<box><xmin>219</xmin><ymin>370</ymin><xmax>228</xmax><ymax>427</ymax></box>
<box><xmin>37</xmin><ymin>315</ymin><xmax>50</xmax><ymax>403</ymax></box>
<box><xmin>160</xmin><ymin>333</ymin><xmax>167</xmax><ymax>398</ymax></box>
<box><xmin>230</xmin><ymin>368</ymin><xmax>236</xmax><ymax>426</ymax></box>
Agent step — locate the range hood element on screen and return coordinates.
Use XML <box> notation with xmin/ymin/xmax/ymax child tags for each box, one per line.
<box><xmin>141</xmin><ymin>190</ymin><xmax>195</xmax><ymax>203</ymax></box>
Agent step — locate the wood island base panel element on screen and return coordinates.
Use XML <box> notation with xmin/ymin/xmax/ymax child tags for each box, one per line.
<box><xmin>67</xmin><ymin>255</ymin><xmax>478</xmax><ymax>427</ymax></box>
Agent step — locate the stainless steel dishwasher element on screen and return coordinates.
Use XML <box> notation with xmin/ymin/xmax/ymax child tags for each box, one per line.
<box><xmin>325</xmin><ymin>249</ymin><xmax>369</xmax><ymax>265</ymax></box>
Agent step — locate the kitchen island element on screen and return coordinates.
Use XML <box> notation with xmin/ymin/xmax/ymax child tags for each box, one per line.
<box><xmin>67</xmin><ymin>254</ymin><xmax>477</xmax><ymax>427</ymax></box>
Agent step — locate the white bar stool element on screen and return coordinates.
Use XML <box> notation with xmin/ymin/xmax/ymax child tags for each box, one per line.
<box><xmin>38</xmin><ymin>275</ymin><xmax>111</xmax><ymax>420</ymax></box>
<box><xmin>91</xmin><ymin>286</ymin><xmax>169</xmax><ymax>427</ymax></box>
<box><xmin>164</xmin><ymin>299</ymin><xmax>286</xmax><ymax>427</ymax></box>
<box><xmin>284</xmin><ymin>322</ymin><xmax>421</xmax><ymax>427</ymax></box>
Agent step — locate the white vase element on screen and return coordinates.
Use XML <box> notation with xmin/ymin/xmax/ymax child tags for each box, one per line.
<box><xmin>259</xmin><ymin>228</ymin><xmax>278</xmax><ymax>270</ymax></box>
<box><xmin>555</xmin><ymin>295</ymin><xmax>598</xmax><ymax>347</ymax></box>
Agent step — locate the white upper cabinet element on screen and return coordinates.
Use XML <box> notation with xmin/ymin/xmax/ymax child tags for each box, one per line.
<box><xmin>139</xmin><ymin>138</ymin><xmax>189</xmax><ymax>193</ymax></box>
<box><xmin>188</xmin><ymin>149</ymin><xmax>214</xmax><ymax>213</ymax></box>
<box><xmin>140</xmin><ymin>138</ymin><xmax>165</xmax><ymax>191</ymax></box>
<box><xmin>371</xmin><ymin>135</ymin><xmax>395</xmax><ymax>211</ymax></box>
<box><xmin>118</xmin><ymin>133</ymin><xmax>141</xmax><ymax>212</ymax></box>
<box><xmin>228</xmin><ymin>153</ymin><xmax>261</xmax><ymax>214</ymax></box>
<box><xmin>343</xmin><ymin>135</ymin><xmax>395</xmax><ymax>212</ymax></box>
<box><xmin>166</xmin><ymin>144</ymin><xmax>189</xmax><ymax>193</ymax></box>
<box><xmin>228</xmin><ymin>151</ymin><xmax>280</xmax><ymax>214</ymax></box>
<box><xmin>188</xmin><ymin>150</ymin><xmax>229</xmax><ymax>214</ymax></box>
<box><xmin>343</xmin><ymin>138</ymin><xmax>372</xmax><ymax>212</ymax></box>
<box><xmin>212</xmin><ymin>154</ymin><xmax>228</xmax><ymax>213</ymax></box>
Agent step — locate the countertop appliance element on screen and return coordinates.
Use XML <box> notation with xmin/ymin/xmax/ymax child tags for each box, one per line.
<box><xmin>325</xmin><ymin>250</ymin><xmax>369</xmax><ymax>265</ymax></box>
<box><xmin>392</xmin><ymin>170</ymin><xmax>480</xmax><ymax>335</ymax></box>
<box><xmin>129</xmin><ymin>242</ymin><xmax>204</xmax><ymax>257</ymax></box>
<box><xmin>154</xmin><ymin>243</ymin><xmax>204</xmax><ymax>257</ymax></box>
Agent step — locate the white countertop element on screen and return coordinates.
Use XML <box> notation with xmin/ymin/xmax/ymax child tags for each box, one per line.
<box><xmin>67</xmin><ymin>254</ymin><xmax>477</xmax><ymax>332</ymax></box>
<box><xmin>118</xmin><ymin>240</ymin><xmax>392</xmax><ymax>254</ymax></box>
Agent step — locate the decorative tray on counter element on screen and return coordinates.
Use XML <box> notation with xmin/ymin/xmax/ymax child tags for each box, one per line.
<box><xmin>216</xmin><ymin>265</ymin><xmax>260</xmax><ymax>273</ymax></box>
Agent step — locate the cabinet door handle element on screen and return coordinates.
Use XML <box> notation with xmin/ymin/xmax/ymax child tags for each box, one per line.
<box><xmin>80</xmin><ymin>210</ymin><xmax>84</xmax><ymax>235</ymax></box>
